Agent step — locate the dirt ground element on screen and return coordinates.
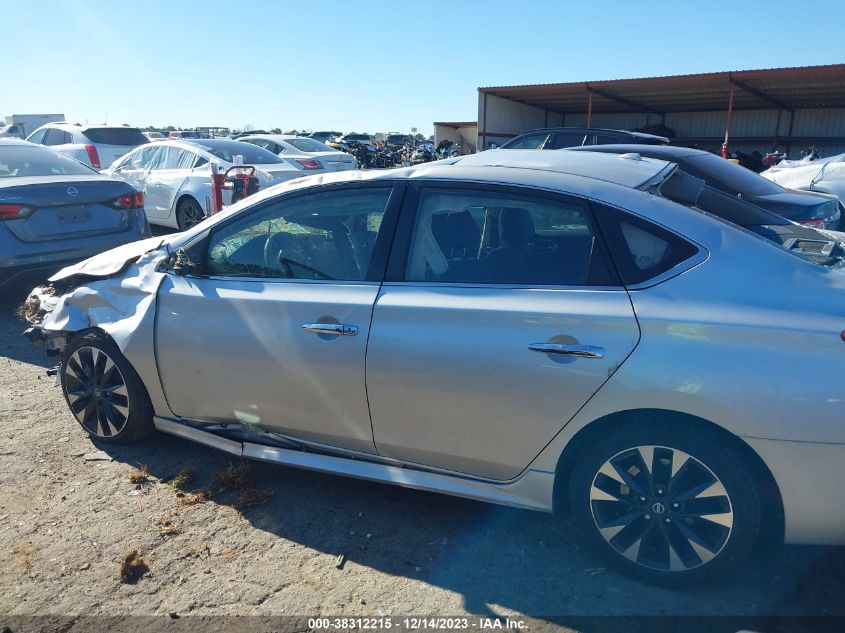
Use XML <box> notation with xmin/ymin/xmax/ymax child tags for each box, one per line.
<box><xmin>1</xmin><ymin>278</ymin><xmax>844</xmax><ymax>632</ymax></box>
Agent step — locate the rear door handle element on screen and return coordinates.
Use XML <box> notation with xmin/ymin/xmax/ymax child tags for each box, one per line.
<box><xmin>528</xmin><ymin>343</ymin><xmax>604</xmax><ymax>359</ymax></box>
<box><xmin>302</xmin><ymin>323</ymin><xmax>358</xmax><ymax>336</ymax></box>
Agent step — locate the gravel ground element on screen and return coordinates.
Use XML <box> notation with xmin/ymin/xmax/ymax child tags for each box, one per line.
<box><xmin>1</xmin><ymin>278</ymin><xmax>844</xmax><ymax>632</ymax></box>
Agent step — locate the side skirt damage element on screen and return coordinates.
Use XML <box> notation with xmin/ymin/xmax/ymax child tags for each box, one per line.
<box><xmin>153</xmin><ymin>417</ymin><xmax>555</xmax><ymax>512</ymax></box>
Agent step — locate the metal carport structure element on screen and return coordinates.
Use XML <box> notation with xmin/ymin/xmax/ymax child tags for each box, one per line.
<box><xmin>478</xmin><ymin>64</ymin><xmax>845</xmax><ymax>157</ymax></box>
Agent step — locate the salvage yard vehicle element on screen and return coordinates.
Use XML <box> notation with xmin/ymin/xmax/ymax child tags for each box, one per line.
<box><xmin>762</xmin><ymin>153</ymin><xmax>845</xmax><ymax>216</ymax></box>
<box><xmin>0</xmin><ymin>138</ymin><xmax>150</xmax><ymax>290</ymax></box>
<box><xmin>22</xmin><ymin>150</ymin><xmax>845</xmax><ymax>583</ymax></box>
<box><xmin>237</xmin><ymin>134</ymin><xmax>358</xmax><ymax>173</ymax></box>
<box><xmin>104</xmin><ymin>139</ymin><xmax>300</xmax><ymax>230</ymax></box>
<box><xmin>569</xmin><ymin>144</ymin><xmax>843</xmax><ymax>230</ymax></box>
<box><xmin>26</xmin><ymin>123</ymin><xmax>148</xmax><ymax>170</ymax></box>
<box><xmin>500</xmin><ymin>126</ymin><xmax>669</xmax><ymax>150</ymax></box>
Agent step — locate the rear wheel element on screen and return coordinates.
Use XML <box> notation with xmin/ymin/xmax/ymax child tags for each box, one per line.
<box><xmin>175</xmin><ymin>196</ymin><xmax>204</xmax><ymax>231</ymax></box>
<box><xmin>60</xmin><ymin>332</ymin><xmax>153</xmax><ymax>444</ymax></box>
<box><xmin>568</xmin><ymin>416</ymin><xmax>761</xmax><ymax>583</ymax></box>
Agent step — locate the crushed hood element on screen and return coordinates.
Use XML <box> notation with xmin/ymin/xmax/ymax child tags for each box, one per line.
<box><xmin>49</xmin><ymin>235</ymin><xmax>169</xmax><ymax>283</ymax></box>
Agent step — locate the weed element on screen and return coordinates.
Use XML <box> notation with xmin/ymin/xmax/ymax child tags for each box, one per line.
<box><xmin>128</xmin><ymin>465</ymin><xmax>150</xmax><ymax>485</ymax></box>
<box><xmin>168</xmin><ymin>469</ymin><xmax>193</xmax><ymax>491</ymax></box>
<box><xmin>214</xmin><ymin>462</ymin><xmax>256</xmax><ymax>491</ymax></box>
<box><xmin>179</xmin><ymin>489</ymin><xmax>211</xmax><ymax>506</ymax></box>
<box><xmin>118</xmin><ymin>550</ymin><xmax>149</xmax><ymax>583</ymax></box>
<box><xmin>156</xmin><ymin>514</ymin><xmax>180</xmax><ymax>536</ymax></box>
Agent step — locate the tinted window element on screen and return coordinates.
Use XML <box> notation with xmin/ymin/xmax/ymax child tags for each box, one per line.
<box><xmin>595</xmin><ymin>134</ymin><xmax>623</xmax><ymax>145</ymax></box>
<box><xmin>82</xmin><ymin>127</ymin><xmax>148</xmax><ymax>146</ymax></box>
<box><xmin>43</xmin><ymin>128</ymin><xmax>70</xmax><ymax>146</ymax></box>
<box><xmin>206</xmin><ymin>188</ymin><xmax>392</xmax><ymax>280</ymax></box>
<box><xmin>285</xmin><ymin>137</ymin><xmax>332</xmax><ymax>152</ymax></box>
<box><xmin>0</xmin><ymin>145</ymin><xmax>95</xmax><ymax>178</ymax></box>
<box><xmin>548</xmin><ymin>132</ymin><xmax>589</xmax><ymax>149</ymax></box>
<box><xmin>187</xmin><ymin>141</ymin><xmax>284</xmax><ymax>164</ymax></box>
<box><xmin>682</xmin><ymin>153</ymin><xmax>784</xmax><ymax>196</ymax></box>
<box><xmin>26</xmin><ymin>129</ymin><xmax>47</xmax><ymax>144</ymax></box>
<box><xmin>592</xmin><ymin>203</ymin><xmax>699</xmax><ymax>285</ymax></box>
<box><xmin>405</xmin><ymin>187</ymin><xmax>614</xmax><ymax>286</ymax></box>
<box><xmin>502</xmin><ymin>133</ymin><xmax>550</xmax><ymax>149</ymax></box>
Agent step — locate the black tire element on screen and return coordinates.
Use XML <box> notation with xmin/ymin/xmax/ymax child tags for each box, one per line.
<box><xmin>568</xmin><ymin>414</ymin><xmax>761</xmax><ymax>584</ymax></box>
<box><xmin>60</xmin><ymin>331</ymin><xmax>154</xmax><ymax>444</ymax></box>
<box><xmin>175</xmin><ymin>196</ymin><xmax>204</xmax><ymax>231</ymax></box>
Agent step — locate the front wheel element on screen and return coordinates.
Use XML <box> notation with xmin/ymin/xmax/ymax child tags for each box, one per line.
<box><xmin>60</xmin><ymin>331</ymin><xmax>154</xmax><ymax>444</ymax></box>
<box><xmin>568</xmin><ymin>417</ymin><xmax>761</xmax><ymax>583</ymax></box>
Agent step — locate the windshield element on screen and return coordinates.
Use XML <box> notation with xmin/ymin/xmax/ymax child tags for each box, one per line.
<box><xmin>188</xmin><ymin>141</ymin><xmax>284</xmax><ymax>164</ymax></box>
<box><xmin>387</xmin><ymin>135</ymin><xmax>408</xmax><ymax>145</ymax></box>
<box><xmin>684</xmin><ymin>153</ymin><xmax>785</xmax><ymax>196</ymax></box>
<box><xmin>0</xmin><ymin>144</ymin><xmax>95</xmax><ymax>177</ymax></box>
<box><xmin>284</xmin><ymin>137</ymin><xmax>333</xmax><ymax>152</ymax></box>
<box><xmin>82</xmin><ymin>127</ymin><xmax>148</xmax><ymax>146</ymax></box>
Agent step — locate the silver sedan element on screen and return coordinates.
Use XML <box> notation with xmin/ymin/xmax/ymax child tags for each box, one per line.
<box><xmin>23</xmin><ymin>149</ymin><xmax>845</xmax><ymax>583</ymax></box>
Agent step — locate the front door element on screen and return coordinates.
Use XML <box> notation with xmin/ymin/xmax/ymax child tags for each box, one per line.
<box><xmin>366</xmin><ymin>184</ymin><xmax>640</xmax><ymax>480</ymax></box>
<box><xmin>155</xmin><ymin>183</ymin><xmax>402</xmax><ymax>453</ymax></box>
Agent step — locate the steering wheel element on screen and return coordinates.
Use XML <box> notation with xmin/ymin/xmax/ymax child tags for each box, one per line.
<box><xmin>278</xmin><ymin>255</ymin><xmax>334</xmax><ymax>280</ymax></box>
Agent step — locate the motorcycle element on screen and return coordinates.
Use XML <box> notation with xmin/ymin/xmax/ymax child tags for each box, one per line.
<box><xmin>411</xmin><ymin>145</ymin><xmax>437</xmax><ymax>165</ymax></box>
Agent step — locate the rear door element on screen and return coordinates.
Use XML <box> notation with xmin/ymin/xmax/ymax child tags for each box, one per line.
<box><xmin>366</xmin><ymin>183</ymin><xmax>640</xmax><ymax>480</ymax></box>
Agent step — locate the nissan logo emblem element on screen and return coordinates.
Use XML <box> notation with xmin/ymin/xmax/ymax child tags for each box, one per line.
<box><xmin>66</xmin><ymin>186</ymin><xmax>79</xmax><ymax>197</ymax></box>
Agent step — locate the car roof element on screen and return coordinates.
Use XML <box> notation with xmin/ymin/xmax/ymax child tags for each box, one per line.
<box><xmin>567</xmin><ymin>144</ymin><xmax>708</xmax><ymax>159</ymax></box>
<box><xmin>448</xmin><ymin>149</ymin><xmax>675</xmax><ymax>189</ymax></box>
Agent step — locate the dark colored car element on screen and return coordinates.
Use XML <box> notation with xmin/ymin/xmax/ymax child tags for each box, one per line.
<box><xmin>568</xmin><ymin>144</ymin><xmax>842</xmax><ymax>230</ymax></box>
<box><xmin>499</xmin><ymin>127</ymin><xmax>669</xmax><ymax>150</ymax></box>
<box><xmin>0</xmin><ymin>139</ymin><xmax>151</xmax><ymax>290</ymax></box>
<box><xmin>310</xmin><ymin>131</ymin><xmax>342</xmax><ymax>143</ymax></box>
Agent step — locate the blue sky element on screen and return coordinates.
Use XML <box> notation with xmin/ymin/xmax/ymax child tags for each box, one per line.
<box><xmin>2</xmin><ymin>0</ymin><xmax>844</xmax><ymax>135</ymax></box>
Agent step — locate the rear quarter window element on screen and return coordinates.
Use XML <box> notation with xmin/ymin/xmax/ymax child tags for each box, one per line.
<box><xmin>592</xmin><ymin>202</ymin><xmax>700</xmax><ymax>286</ymax></box>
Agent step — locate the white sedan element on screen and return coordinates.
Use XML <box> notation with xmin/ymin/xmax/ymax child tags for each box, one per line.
<box><xmin>762</xmin><ymin>153</ymin><xmax>845</xmax><ymax>205</ymax></box>
<box><xmin>105</xmin><ymin>139</ymin><xmax>300</xmax><ymax>230</ymax></box>
<box><xmin>237</xmin><ymin>134</ymin><xmax>358</xmax><ymax>173</ymax></box>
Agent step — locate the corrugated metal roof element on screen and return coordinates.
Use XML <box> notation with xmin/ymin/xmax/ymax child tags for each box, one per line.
<box><xmin>433</xmin><ymin>121</ymin><xmax>477</xmax><ymax>128</ymax></box>
<box><xmin>479</xmin><ymin>64</ymin><xmax>845</xmax><ymax>114</ymax></box>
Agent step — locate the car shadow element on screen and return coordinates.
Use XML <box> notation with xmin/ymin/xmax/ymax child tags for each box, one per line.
<box><xmin>95</xmin><ymin>432</ymin><xmax>845</xmax><ymax>622</ymax></box>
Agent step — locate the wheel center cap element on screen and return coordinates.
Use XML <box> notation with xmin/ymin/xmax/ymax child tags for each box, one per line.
<box><xmin>652</xmin><ymin>501</ymin><xmax>666</xmax><ymax>514</ymax></box>
<box><xmin>92</xmin><ymin>387</ymin><xmax>102</xmax><ymax>399</ymax></box>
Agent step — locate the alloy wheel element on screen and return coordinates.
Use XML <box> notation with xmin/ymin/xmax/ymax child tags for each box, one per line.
<box><xmin>179</xmin><ymin>199</ymin><xmax>203</xmax><ymax>229</ymax></box>
<box><xmin>589</xmin><ymin>445</ymin><xmax>733</xmax><ymax>571</ymax></box>
<box><xmin>64</xmin><ymin>346</ymin><xmax>130</xmax><ymax>438</ymax></box>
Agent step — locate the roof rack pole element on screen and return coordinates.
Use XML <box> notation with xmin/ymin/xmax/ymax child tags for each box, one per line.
<box><xmin>722</xmin><ymin>82</ymin><xmax>735</xmax><ymax>158</ymax></box>
<box><xmin>586</xmin><ymin>89</ymin><xmax>593</xmax><ymax>127</ymax></box>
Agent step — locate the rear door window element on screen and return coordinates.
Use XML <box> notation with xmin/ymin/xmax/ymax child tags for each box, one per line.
<box><xmin>82</xmin><ymin>127</ymin><xmax>148</xmax><ymax>146</ymax></box>
<box><xmin>43</xmin><ymin>128</ymin><xmax>70</xmax><ymax>146</ymax></box>
<box><xmin>548</xmin><ymin>132</ymin><xmax>589</xmax><ymax>149</ymax></box>
<box><xmin>402</xmin><ymin>186</ymin><xmax>616</xmax><ymax>286</ymax></box>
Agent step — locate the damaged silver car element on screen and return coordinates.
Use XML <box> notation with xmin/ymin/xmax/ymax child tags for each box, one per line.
<box><xmin>22</xmin><ymin>150</ymin><xmax>845</xmax><ymax>583</ymax></box>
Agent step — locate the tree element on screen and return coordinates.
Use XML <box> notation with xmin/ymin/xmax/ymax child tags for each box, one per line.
<box><xmin>271</xmin><ymin>128</ymin><xmax>282</xmax><ymax>134</ymax></box>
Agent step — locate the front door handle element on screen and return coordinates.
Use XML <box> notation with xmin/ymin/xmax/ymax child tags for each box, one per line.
<box><xmin>528</xmin><ymin>343</ymin><xmax>604</xmax><ymax>359</ymax></box>
<box><xmin>302</xmin><ymin>323</ymin><xmax>358</xmax><ymax>336</ymax></box>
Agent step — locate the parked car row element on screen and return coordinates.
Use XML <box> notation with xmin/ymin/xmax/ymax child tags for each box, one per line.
<box><xmin>20</xmin><ymin>148</ymin><xmax>845</xmax><ymax>585</ymax></box>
